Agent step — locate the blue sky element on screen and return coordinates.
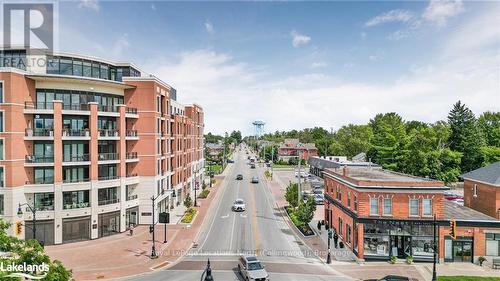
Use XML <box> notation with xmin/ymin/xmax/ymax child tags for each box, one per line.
<box><xmin>58</xmin><ymin>0</ymin><xmax>499</xmax><ymax>135</ymax></box>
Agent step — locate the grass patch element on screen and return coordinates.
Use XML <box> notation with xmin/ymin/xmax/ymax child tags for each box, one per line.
<box><xmin>181</xmin><ymin>208</ymin><xmax>197</xmax><ymax>223</ymax></box>
<box><xmin>438</xmin><ymin>277</ymin><xmax>500</xmax><ymax>281</ymax></box>
<box><xmin>198</xmin><ymin>189</ymin><xmax>210</xmax><ymax>199</ymax></box>
<box><xmin>272</xmin><ymin>164</ymin><xmax>296</xmax><ymax>169</ymax></box>
<box><xmin>206</xmin><ymin>164</ymin><xmax>222</xmax><ymax>174</ymax></box>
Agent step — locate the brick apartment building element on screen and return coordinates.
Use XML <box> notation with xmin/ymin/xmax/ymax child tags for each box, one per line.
<box><xmin>462</xmin><ymin>161</ymin><xmax>500</xmax><ymax>219</ymax></box>
<box><xmin>277</xmin><ymin>138</ymin><xmax>318</xmax><ymax>162</ymax></box>
<box><xmin>324</xmin><ymin>165</ymin><xmax>500</xmax><ymax>263</ymax></box>
<box><xmin>0</xmin><ymin>48</ymin><xmax>204</xmax><ymax>244</ymax></box>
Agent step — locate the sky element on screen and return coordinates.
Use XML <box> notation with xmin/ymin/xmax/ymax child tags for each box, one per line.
<box><xmin>54</xmin><ymin>0</ymin><xmax>500</xmax><ymax>135</ymax></box>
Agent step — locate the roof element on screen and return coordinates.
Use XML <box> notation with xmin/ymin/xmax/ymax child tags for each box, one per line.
<box><xmin>461</xmin><ymin>161</ymin><xmax>500</xmax><ymax>186</ymax></box>
<box><xmin>309</xmin><ymin>156</ymin><xmax>378</xmax><ymax>170</ymax></box>
<box><xmin>443</xmin><ymin>200</ymin><xmax>498</xmax><ymax>221</ymax></box>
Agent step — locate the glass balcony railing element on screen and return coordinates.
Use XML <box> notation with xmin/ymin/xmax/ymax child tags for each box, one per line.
<box><xmin>25</xmin><ymin>155</ymin><xmax>54</xmax><ymax>163</ymax></box>
<box><xmin>62</xmin><ymin>177</ymin><xmax>90</xmax><ymax>184</ymax></box>
<box><xmin>62</xmin><ymin>129</ymin><xmax>90</xmax><ymax>137</ymax></box>
<box><xmin>26</xmin><ymin>178</ymin><xmax>54</xmax><ymax>185</ymax></box>
<box><xmin>126</xmin><ymin>173</ymin><xmax>138</xmax><ymax>178</ymax></box>
<box><xmin>25</xmin><ymin>128</ymin><xmax>54</xmax><ymax>137</ymax></box>
<box><xmin>98</xmin><ymin>153</ymin><xmax>119</xmax><ymax>161</ymax></box>
<box><xmin>63</xmin><ymin>154</ymin><xmax>90</xmax><ymax>162</ymax></box>
<box><xmin>32</xmin><ymin>205</ymin><xmax>54</xmax><ymax>211</ymax></box>
<box><xmin>25</xmin><ymin>101</ymin><xmax>54</xmax><ymax>110</ymax></box>
<box><xmin>98</xmin><ymin>105</ymin><xmax>119</xmax><ymax>112</ymax></box>
<box><xmin>62</xmin><ymin>104</ymin><xmax>90</xmax><ymax>111</ymax></box>
<box><xmin>126</xmin><ymin>194</ymin><xmax>138</xmax><ymax>201</ymax></box>
<box><xmin>98</xmin><ymin>198</ymin><xmax>120</xmax><ymax>206</ymax></box>
<box><xmin>63</xmin><ymin>202</ymin><xmax>90</xmax><ymax>210</ymax></box>
<box><xmin>126</xmin><ymin>152</ymin><xmax>138</xmax><ymax>159</ymax></box>
<box><xmin>126</xmin><ymin>107</ymin><xmax>138</xmax><ymax>114</ymax></box>
<box><xmin>98</xmin><ymin>175</ymin><xmax>119</xmax><ymax>181</ymax></box>
<box><xmin>99</xmin><ymin>129</ymin><xmax>119</xmax><ymax>137</ymax></box>
<box><xmin>126</xmin><ymin>130</ymin><xmax>138</xmax><ymax>137</ymax></box>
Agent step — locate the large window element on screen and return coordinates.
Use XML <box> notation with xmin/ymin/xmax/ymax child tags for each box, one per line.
<box><xmin>98</xmin><ymin>187</ymin><xmax>120</xmax><ymax>205</ymax></box>
<box><xmin>383</xmin><ymin>198</ymin><xmax>392</xmax><ymax>216</ymax></box>
<box><xmin>370</xmin><ymin>197</ymin><xmax>379</xmax><ymax>215</ymax></box>
<box><xmin>34</xmin><ymin>168</ymin><xmax>54</xmax><ymax>184</ymax></box>
<box><xmin>34</xmin><ymin>193</ymin><xmax>54</xmax><ymax>211</ymax></box>
<box><xmin>0</xmin><ymin>167</ymin><xmax>3</xmax><ymax>187</ymax></box>
<box><xmin>63</xmin><ymin>190</ymin><xmax>90</xmax><ymax>209</ymax></box>
<box><xmin>409</xmin><ymin>199</ymin><xmax>419</xmax><ymax>217</ymax></box>
<box><xmin>63</xmin><ymin>166</ymin><xmax>89</xmax><ymax>183</ymax></box>
<box><xmin>0</xmin><ymin>194</ymin><xmax>4</xmax><ymax>215</ymax></box>
<box><xmin>0</xmin><ymin>81</ymin><xmax>3</xmax><ymax>103</ymax></box>
<box><xmin>364</xmin><ymin>236</ymin><xmax>389</xmax><ymax>256</ymax></box>
<box><xmin>63</xmin><ymin>141</ymin><xmax>89</xmax><ymax>162</ymax></box>
<box><xmin>486</xmin><ymin>233</ymin><xmax>500</xmax><ymax>256</ymax></box>
<box><xmin>0</xmin><ymin>111</ymin><xmax>3</xmax><ymax>132</ymax></box>
<box><xmin>0</xmin><ymin>139</ymin><xmax>3</xmax><ymax>160</ymax></box>
<box><xmin>98</xmin><ymin>164</ymin><xmax>117</xmax><ymax>180</ymax></box>
<box><xmin>423</xmin><ymin>199</ymin><xmax>433</xmax><ymax>216</ymax></box>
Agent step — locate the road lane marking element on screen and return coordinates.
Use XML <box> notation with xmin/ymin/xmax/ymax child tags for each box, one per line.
<box><xmin>229</xmin><ymin>159</ymin><xmax>241</xmax><ymax>252</ymax></box>
<box><xmin>249</xmin><ymin>177</ymin><xmax>261</xmax><ymax>256</ymax></box>
<box><xmin>221</xmin><ymin>214</ymin><xmax>229</xmax><ymax>219</ymax></box>
<box><xmin>240</xmin><ymin>214</ymin><xmax>247</xmax><ymax>218</ymax></box>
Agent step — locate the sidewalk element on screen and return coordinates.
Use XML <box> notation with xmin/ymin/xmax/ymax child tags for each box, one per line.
<box><xmin>45</xmin><ymin>174</ymin><xmax>226</xmax><ymax>281</ymax></box>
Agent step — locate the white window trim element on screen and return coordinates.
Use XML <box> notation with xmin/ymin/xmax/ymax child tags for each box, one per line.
<box><xmin>423</xmin><ymin>198</ymin><xmax>433</xmax><ymax>217</ymax></box>
<box><xmin>409</xmin><ymin>198</ymin><xmax>420</xmax><ymax>217</ymax></box>
<box><xmin>383</xmin><ymin>197</ymin><xmax>393</xmax><ymax>216</ymax></box>
<box><xmin>369</xmin><ymin>197</ymin><xmax>379</xmax><ymax>216</ymax></box>
<box><xmin>473</xmin><ymin>184</ymin><xmax>478</xmax><ymax>197</ymax></box>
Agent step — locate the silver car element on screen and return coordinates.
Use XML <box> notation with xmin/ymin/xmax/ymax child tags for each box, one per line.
<box><xmin>238</xmin><ymin>256</ymin><xmax>269</xmax><ymax>281</ymax></box>
<box><xmin>232</xmin><ymin>199</ymin><xmax>246</xmax><ymax>212</ymax></box>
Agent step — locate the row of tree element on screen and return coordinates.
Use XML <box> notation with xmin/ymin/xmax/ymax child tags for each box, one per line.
<box><xmin>263</xmin><ymin>101</ymin><xmax>500</xmax><ymax>184</ymax></box>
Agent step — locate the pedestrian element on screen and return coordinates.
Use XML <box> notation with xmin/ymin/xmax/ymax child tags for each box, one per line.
<box><xmin>317</xmin><ymin>221</ymin><xmax>322</xmax><ymax>233</ymax></box>
<box><xmin>333</xmin><ymin>232</ymin><xmax>339</xmax><ymax>248</ymax></box>
<box><xmin>129</xmin><ymin>224</ymin><xmax>134</xmax><ymax>236</ymax></box>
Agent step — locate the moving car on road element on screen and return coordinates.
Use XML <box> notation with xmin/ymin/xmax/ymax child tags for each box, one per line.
<box><xmin>250</xmin><ymin>164</ymin><xmax>256</xmax><ymax>169</ymax></box>
<box><xmin>251</xmin><ymin>176</ymin><xmax>259</xmax><ymax>183</ymax></box>
<box><xmin>313</xmin><ymin>194</ymin><xmax>324</xmax><ymax>205</ymax></box>
<box><xmin>236</xmin><ymin>174</ymin><xmax>243</xmax><ymax>180</ymax></box>
<box><xmin>232</xmin><ymin>199</ymin><xmax>246</xmax><ymax>212</ymax></box>
<box><xmin>238</xmin><ymin>256</ymin><xmax>269</xmax><ymax>281</ymax></box>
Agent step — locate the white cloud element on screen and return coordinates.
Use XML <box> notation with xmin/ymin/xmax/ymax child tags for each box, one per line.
<box><xmin>111</xmin><ymin>33</ymin><xmax>130</xmax><ymax>57</ymax></box>
<box><xmin>310</xmin><ymin>62</ymin><xmax>327</xmax><ymax>69</ymax></box>
<box><xmin>78</xmin><ymin>0</ymin><xmax>99</xmax><ymax>12</ymax></box>
<box><xmin>423</xmin><ymin>0</ymin><xmax>465</xmax><ymax>26</ymax></box>
<box><xmin>368</xmin><ymin>55</ymin><xmax>382</xmax><ymax>62</ymax></box>
<box><xmin>290</xmin><ymin>30</ymin><xmax>311</xmax><ymax>47</ymax></box>
<box><xmin>365</xmin><ymin>9</ymin><xmax>414</xmax><ymax>27</ymax></box>
<box><xmin>204</xmin><ymin>21</ymin><xmax>215</xmax><ymax>34</ymax></box>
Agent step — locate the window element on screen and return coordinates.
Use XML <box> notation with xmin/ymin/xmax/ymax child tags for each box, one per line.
<box><xmin>34</xmin><ymin>193</ymin><xmax>54</xmax><ymax>211</ymax></box>
<box><xmin>98</xmin><ymin>187</ymin><xmax>119</xmax><ymax>205</ymax></box>
<box><xmin>338</xmin><ymin>217</ymin><xmax>343</xmax><ymax>236</ymax></box>
<box><xmin>370</xmin><ymin>197</ymin><xmax>379</xmax><ymax>215</ymax></box>
<box><xmin>73</xmin><ymin>59</ymin><xmax>83</xmax><ymax>76</ymax></box>
<box><xmin>0</xmin><ymin>81</ymin><xmax>3</xmax><ymax>103</ymax></box>
<box><xmin>0</xmin><ymin>139</ymin><xmax>3</xmax><ymax>160</ymax></box>
<box><xmin>0</xmin><ymin>167</ymin><xmax>3</xmax><ymax>187</ymax></box>
<box><xmin>34</xmin><ymin>167</ymin><xmax>54</xmax><ymax>184</ymax></box>
<box><xmin>336</xmin><ymin>185</ymin><xmax>342</xmax><ymax>201</ymax></box>
<box><xmin>98</xmin><ymin>164</ymin><xmax>117</xmax><ymax>180</ymax></box>
<box><xmin>0</xmin><ymin>111</ymin><xmax>3</xmax><ymax>132</ymax></box>
<box><xmin>83</xmin><ymin>61</ymin><xmax>92</xmax><ymax>77</ymax></box>
<box><xmin>354</xmin><ymin>195</ymin><xmax>358</xmax><ymax>211</ymax></box>
<box><xmin>63</xmin><ymin>166</ymin><xmax>89</xmax><ymax>183</ymax></box>
<box><xmin>486</xmin><ymin>233</ymin><xmax>500</xmax><ymax>256</ymax></box>
<box><xmin>383</xmin><ymin>198</ymin><xmax>392</xmax><ymax>215</ymax></box>
<box><xmin>347</xmin><ymin>192</ymin><xmax>351</xmax><ymax>208</ymax></box>
<box><xmin>59</xmin><ymin>58</ymin><xmax>73</xmax><ymax>75</ymax></box>
<box><xmin>346</xmin><ymin>224</ymin><xmax>351</xmax><ymax>244</ymax></box>
<box><xmin>63</xmin><ymin>190</ymin><xmax>90</xmax><ymax>209</ymax></box>
<box><xmin>473</xmin><ymin>184</ymin><xmax>478</xmax><ymax>197</ymax></box>
<box><xmin>0</xmin><ymin>194</ymin><xmax>4</xmax><ymax>214</ymax></box>
<box><xmin>423</xmin><ymin>199</ymin><xmax>433</xmax><ymax>216</ymax></box>
<box><xmin>409</xmin><ymin>199</ymin><xmax>419</xmax><ymax>217</ymax></box>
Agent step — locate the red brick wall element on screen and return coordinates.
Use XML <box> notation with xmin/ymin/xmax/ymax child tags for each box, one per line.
<box><xmin>464</xmin><ymin>179</ymin><xmax>500</xmax><ymax>219</ymax></box>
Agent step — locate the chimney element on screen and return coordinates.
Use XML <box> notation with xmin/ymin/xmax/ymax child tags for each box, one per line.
<box><xmin>343</xmin><ymin>165</ymin><xmax>348</xmax><ymax>176</ymax></box>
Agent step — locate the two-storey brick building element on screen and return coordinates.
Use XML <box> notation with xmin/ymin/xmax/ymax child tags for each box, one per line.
<box><xmin>324</xmin><ymin>165</ymin><xmax>500</xmax><ymax>263</ymax></box>
<box><xmin>462</xmin><ymin>161</ymin><xmax>500</xmax><ymax>219</ymax></box>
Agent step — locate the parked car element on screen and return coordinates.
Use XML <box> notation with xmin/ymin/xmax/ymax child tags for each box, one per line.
<box><xmin>312</xmin><ymin>188</ymin><xmax>323</xmax><ymax>195</ymax></box>
<box><xmin>237</xmin><ymin>256</ymin><xmax>269</xmax><ymax>281</ymax></box>
<box><xmin>251</xmin><ymin>176</ymin><xmax>259</xmax><ymax>183</ymax></box>
<box><xmin>266</xmin><ymin>162</ymin><xmax>271</xmax><ymax>167</ymax></box>
<box><xmin>364</xmin><ymin>275</ymin><xmax>418</xmax><ymax>281</ymax></box>
<box><xmin>227</xmin><ymin>159</ymin><xmax>234</xmax><ymax>163</ymax></box>
<box><xmin>251</xmin><ymin>164</ymin><xmax>256</xmax><ymax>169</ymax></box>
<box><xmin>313</xmin><ymin>194</ymin><xmax>324</xmax><ymax>205</ymax></box>
<box><xmin>236</xmin><ymin>174</ymin><xmax>243</xmax><ymax>180</ymax></box>
<box><xmin>232</xmin><ymin>199</ymin><xmax>246</xmax><ymax>212</ymax></box>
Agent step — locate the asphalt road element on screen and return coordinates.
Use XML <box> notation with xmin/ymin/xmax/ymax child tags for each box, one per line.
<box><xmin>123</xmin><ymin>147</ymin><xmax>352</xmax><ymax>281</ymax></box>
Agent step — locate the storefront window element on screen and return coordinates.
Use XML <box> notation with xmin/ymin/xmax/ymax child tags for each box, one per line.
<box><xmin>486</xmin><ymin>233</ymin><xmax>500</xmax><ymax>256</ymax></box>
<box><xmin>364</xmin><ymin>236</ymin><xmax>389</xmax><ymax>256</ymax></box>
<box><xmin>412</xmin><ymin>236</ymin><xmax>434</xmax><ymax>257</ymax></box>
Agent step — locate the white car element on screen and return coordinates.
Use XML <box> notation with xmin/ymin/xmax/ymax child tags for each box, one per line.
<box><xmin>232</xmin><ymin>199</ymin><xmax>246</xmax><ymax>212</ymax></box>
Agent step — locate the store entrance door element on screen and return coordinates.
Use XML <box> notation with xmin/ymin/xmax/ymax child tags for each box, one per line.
<box><xmin>391</xmin><ymin>236</ymin><xmax>412</xmax><ymax>258</ymax></box>
<box><xmin>453</xmin><ymin>241</ymin><xmax>473</xmax><ymax>262</ymax></box>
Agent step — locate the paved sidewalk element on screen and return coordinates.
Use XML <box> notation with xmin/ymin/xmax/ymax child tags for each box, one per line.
<box><xmin>45</xmin><ymin>175</ymin><xmax>226</xmax><ymax>281</ymax></box>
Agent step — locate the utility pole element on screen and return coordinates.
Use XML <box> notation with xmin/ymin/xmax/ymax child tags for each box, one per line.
<box><xmin>151</xmin><ymin>195</ymin><xmax>157</xmax><ymax>258</ymax></box>
<box><xmin>17</xmin><ymin>203</ymin><xmax>36</xmax><ymax>243</ymax></box>
<box><xmin>432</xmin><ymin>214</ymin><xmax>437</xmax><ymax>281</ymax></box>
<box><xmin>297</xmin><ymin>150</ymin><xmax>301</xmax><ymax>203</ymax></box>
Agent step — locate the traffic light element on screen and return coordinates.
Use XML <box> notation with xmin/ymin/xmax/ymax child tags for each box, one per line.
<box><xmin>149</xmin><ymin>225</ymin><xmax>154</xmax><ymax>233</ymax></box>
<box><xmin>449</xmin><ymin>220</ymin><xmax>457</xmax><ymax>240</ymax></box>
<box><xmin>15</xmin><ymin>221</ymin><xmax>22</xmax><ymax>236</ymax></box>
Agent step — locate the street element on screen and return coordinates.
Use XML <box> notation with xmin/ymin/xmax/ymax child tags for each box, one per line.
<box><xmin>127</xmin><ymin>147</ymin><xmax>351</xmax><ymax>280</ymax></box>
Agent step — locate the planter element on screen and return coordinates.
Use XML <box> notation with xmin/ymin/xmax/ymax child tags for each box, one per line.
<box><xmin>284</xmin><ymin>206</ymin><xmax>315</xmax><ymax>237</ymax></box>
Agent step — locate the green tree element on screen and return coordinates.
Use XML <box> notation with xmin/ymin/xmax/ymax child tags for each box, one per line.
<box><xmin>295</xmin><ymin>197</ymin><xmax>316</xmax><ymax>227</ymax></box>
<box><xmin>478</xmin><ymin>111</ymin><xmax>500</xmax><ymax>147</ymax></box>
<box><xmin>230</xmin><ymin>130</ymin><xmax>242</xmax><ymax>144</ymax></box>
<box><xmin>184</xmin><ymin>194</ymin><xmax>193</xmax><ymax>209</ymax></box>
<box><xmin>285</xmin><ymin>182</ymin><xmax>299</xmax><ymax>209</ymax></box>
<box><xmin>334</xmin><ymin>124</ymin><xmax>373</xmax><ymax>157</ymax></box>
<box><xmin>448</xmin><ymin>101</ymin><xmax>485</xmax><ymax>172</ymax></box>
<box><xmin>481</xmin><ymin>146</ymin><xmax>500</xmax><ymax>165</ymax></box>
<box><xmin>367</xmin><ymin>113</ymin><xmax>407</xmax><ymax>170</ymax></box>
<box><xmin>259</xmin><ymin>145</ymin><xmax>278</xmax><ymax>161</ymax></box>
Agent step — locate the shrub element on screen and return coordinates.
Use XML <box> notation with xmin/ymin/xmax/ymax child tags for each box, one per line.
<box><xmin>184</xmin><ymin>194</ymin><xmax>193</xmax><ymax>209</ymax></box>
<box><xmin>198</xmin><ymin>189</ymin><xmax>210</xmax><ymax>199</ymax></box>
<box><xmin>390</xmin><ymin>256</ymin><xmax>397</xmax><ymax>264</ymax></box>
<box><xmin>406</xmin><ymin>255</ymin><xmax>413</xmax><ymax>264</ymax></box>
<box><xmin>181</xmin><ymin>208</ymin><xmax>197</xmax><ymax>223</ymax></box>
<box><xmin>264</xmin><ymin>170</ymin><xmax>272</xmax><ymax>178</ymax></box>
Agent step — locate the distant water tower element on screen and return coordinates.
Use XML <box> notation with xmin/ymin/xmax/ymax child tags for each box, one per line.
<box><xmin>252</xmin><ymin>120</ymin><xmax>265</xmax><ymax>139</ymax></box>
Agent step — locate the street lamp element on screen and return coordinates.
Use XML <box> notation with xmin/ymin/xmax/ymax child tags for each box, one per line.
<box><xmin>327</xmin><ymin>228</ymin><xmax>332</xmax><ymax>264</ymax></box>
<box><xmin>150</xmin><ymin>188</ymin><xmax>170</xmax><ymax>258</ymax></box>
<box><xmin>200</xmin><ymin>259</ymin><xmax>214</xmax><ymax>281</ymax></box>
<box><xmin>432</xmin><ymin>214</ymin><xmax>437</xmax><ymax>281</ymax></box>
<box><xmin>17</xmin><ymin>203</ymin><xmax>36</xmax><ymax>242</ymax></box>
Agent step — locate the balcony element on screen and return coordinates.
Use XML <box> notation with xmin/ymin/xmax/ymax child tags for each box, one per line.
<box><xmin>63</xmin><ymin>154</ymin><xmax>90</xmax><ymax>164</ymax></box>
<box><xmin>25</xmin><ymin>178</ymin><xmax>54</xmax><ymax>185</ymax></box>
<box><xmin>63</xmin><ymin>202</ymin><xmax>90</xmax><ymax>210</ymax></box>
<box><xmin>98</xmin><ymin>105</ymin><xmax>119</xmax><ymax>113</ymax></box>
<box><xmin>98</xmin><ymin>152</ymin><xmax>119</xmax><ymax>162</ymax></box>
<box><xmin>25</xmin><ymin>128</ymin><xmax>54</xmax><ymax>140</ymax></box>
<box><xmin>98</xmin><ymin>175</ymin><xmax>119</xmax><ymax>181</ymax></box>
<box><xmin>126</xmin><ymin>194</ymin><xmax>138</xmax><ymax>201</ymax></box>
<box><xmin>98</xmin><ymin>129</ymin><xmax>120</xmax><ymax>139</ymax></box>
<box><xmin>62</xmin><ymin>103</ymin><xmax>90</xmax><ymax>112</ymax></box>
<box><xmin>126</xmin><ymin>152</ymin><xmax>138</xmax><ymax>163</ymax></box>
<box><xmin>98</xmin><ymin>198</ymin><xmax>120</xmax><ymax>206</ymax></box>
<box><xmin>125</xmin><ymin>107</ymin><xmax>139</xmax><ymax>118</ymax></box>
<box><xmin>25</xmin><ymin>101</ymin><xmax>54</xmax><ymax>110</ymax></box>
<box><xmin>25</xmin><ymin>155</ymin><xmax>54</xmax><ymax>167</ymax></box>
<box><xmin>125</xmin><ymin>130</ymin><xmax>138</xmax><ymax>140</ymax></box>
<box><xmin>63</xmin><ymin>177</ymin><xmax>90</xmax><ymax>184</ymax></box>
<box><xmin>32</xmin><ymin>205</ymin><xmax>54</xmax><ymax>212</ymax></box>
<box><xmin>62</xmin><ymin>129</ymin><xmax>90</xmax><ymax>139</ymax></box>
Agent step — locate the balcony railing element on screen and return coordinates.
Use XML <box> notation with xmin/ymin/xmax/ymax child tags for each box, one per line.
<box><xmin>98</xmin><ymin>105</ymin><xmax>118</xmax><ymax>112</ymax></box>
<box><xmin>126</xmin><ymin>152</ymin><xmax>138</xmax><ymax>159</ymax></box>
<box><xmin>126</xmin><ymin>130</ymin><xmax>138</xmax><ymax>137</ymax></box>
<box><xmin>25</xmin><ymin>128</ymin><xmax>54</xmax><ymax>137</ymax></box>
<box><xmin>62</xmin><ymin>104</ymin><xmax>90</xmax><ymax>111</ymax></box>
<box><xmin>25</xmin><ymin>101</ymin><xmax>54</xmax><ymax>110</ymax></box>
<box><xmin>32</xmin><ymin>205</ymin><xmax>54</xmax><ymax>211</ymax></box>
<box><xmin>98</xmin><ymin>175</ymin><xmax>119</xmax><ymax>181</ymax></box>
<box><xmin>25</xmin><ymin>155</ymin><xmax>54</xmax><ymax>163</ymax></box>
<box><xmin>98</xmin><ymin>153</ymin><xmax>119</xmax><ymax>161</ymax></box>
<box><xmin>62</xmin><ymin>177</ymin><xmax>90</xmax><ymax>184</ymax></box>
<box><xmin>126</xmin><ymin>173</ymin><xmax>138</xmax><ymax>178</ymax></box>
<box><xmin>126</xmin><ymin>107</ymin><xmax>138</xmax><ymax>114</ymax></box>
<box><xmin>98</xmin><ymin>198</ymin><xmax>120</xmax><ymax>206</ymax></box>
<box><xmin>126</xmin><ymin>194</ymin><xmax>138</xmax><ymax>201</ymax></box>
<box><xmin>62</xmin><ymin>129</ymin><xmax>90</xmax><ymax>137</ymax></box>
<box><xmin>63</xmin><ymin>202</ymin><xmax>90</xmax><ymax>210</ymax></box>
<box><xmin>99</xmin><ymin>129</ymin><xmax>119</xmax><ymax>137</ymax></box>
<box><xmin>26</xmin><ymin>178</ymin><xmax>54</xmax><ymax>185</ymax></box>
<box><xmin>63</xmin><ymin>154</ymin><xmax>90</xmax><ymax>162</ymax></box>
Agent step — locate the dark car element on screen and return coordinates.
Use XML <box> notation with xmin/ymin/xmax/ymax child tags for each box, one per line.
<box><xmin>251</xmin><ymin>176</ymin><xmax>259</xmax><ymax>183</ymax></box>
<box><xmin>227</xmin><ymin>159</ymin><xmax>234</xmax><ymax>163</ymax></box>
<box><xmin>250</xmin><ymin>164</ymin><xmax>256</xmax><ymax>169</ymax></box>
<box><xmin>236</xmin><ymin>174</ymin><xmax>243</xmax><ymax>180</ymax></box>
<box><xmin>364</xmin><ymin>275</ymin><xmax>417</xmax><ymax>281</ymax></box>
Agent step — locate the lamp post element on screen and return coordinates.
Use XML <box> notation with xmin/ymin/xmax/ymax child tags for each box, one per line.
<box><xmin>200</xmin><ymin>259</ymin><xmax>214</xmax><ymax>281</ymax></box>
<box><xmin>432</xmin><ymin>214</ymin><xmax>437</xmax><ymax>281</ymax></box>
<box><xmin>17</xmin><ymin>203</ymin><xmax>36</xmax><ymax>241</ymax></box>
<box><xmin>150</xmin><ymin>189</ymin><xmax>168</xmax><ymax>258</ymax></box>
<box><xmin>327</xmin><ymin>228</ymin><xmax>332</xmax><ymax>264</ymax></box>
<box><xmin>194</xmin><ymin>167</ymin><xmax>198</xmax><ymax>207</ymax></box>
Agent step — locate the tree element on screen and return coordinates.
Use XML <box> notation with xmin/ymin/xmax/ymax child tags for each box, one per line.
<box><xmin>204</xmin><ymin>132</ymin><xmax>223</xmax><ymax>144</ymax></box>
<box><xmin>367</xmin><ymin>113</ymin><xmax>407</xmax><ymax>170</ymax></box>
<box><xmin>334</xmin><ymin>124</ymin><xmax>373</xmax><ymax>158</ymax></box>
<box><xmin>481</xmin><ymin>146</ymin><xmax>500</xmax><ymax>165</ymax></box>
<box><xmin>184</xmin><ymin>194</ymin><xmax>193</xmax><ymax>209</ymax></box>
<box><xmin>478</xmin><ymin>111</ymin><xmax>500</xmax><ymax>147</ymax></box>
<box><xmin>230</xmin><ymin>130</ymin><xmax>242</xmax><ymax>144</ymax></box>
<box><xmin>0</xmin><ymin>219</ymin><xmax>72</xmax><ymax>280</ymax></box>
<box><xmin>259</xmin><ymin>145</ymin><xmax>278</xmax><ymax>161</ymax></box>
<box><xmin>295</xmin><ymin>197</ymin><xmax>316</xmax><ymax>227</ymax></box>
<box><xmin>448</xmin><ymin>101</ymin><xmax>485</xmax><ymax>172</ymax></box>
<box><xmin>284</xmin><ymin>182</ymin><xmax>299</xmax><ymax>209</ymax></box>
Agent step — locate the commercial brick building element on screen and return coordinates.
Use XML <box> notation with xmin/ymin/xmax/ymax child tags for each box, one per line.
<box><xmin>0</xmin><ymin>48</ymin><xmax>204</xmax><ymax>244</ymax></box>
<box><xmin>324</xmin><ymin>165</ymin><xmax>500</xmax><ymax>263</ymax></box>
<box><xmin>277</xmin><ymin>138</ymin><xmax>317</xmax><ymax>162</ymax></box>
<box><xmin>462</xmin><ymin>161</ymin><xmax>500</xmax><ymax>219</ymax></box>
